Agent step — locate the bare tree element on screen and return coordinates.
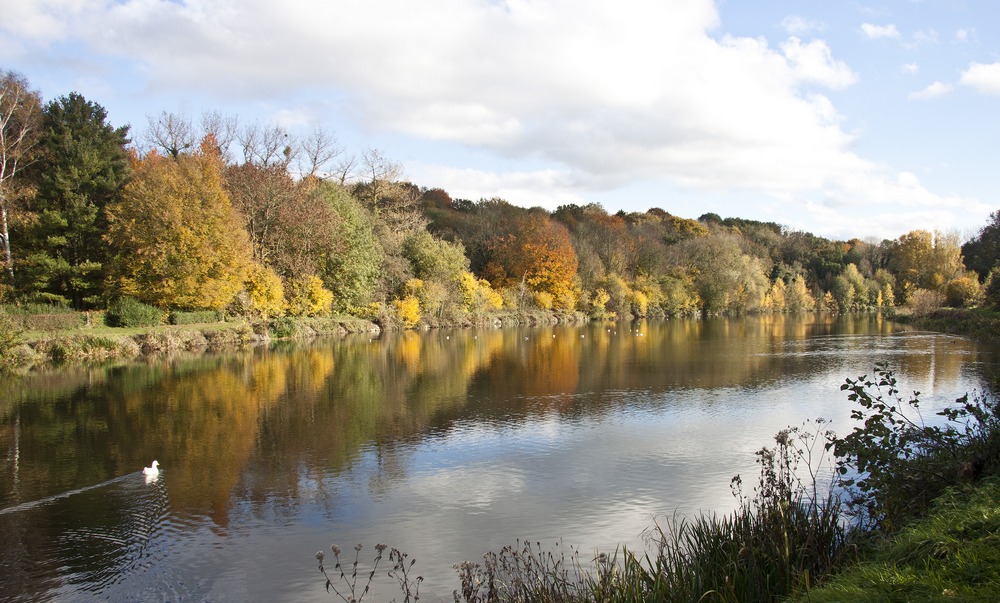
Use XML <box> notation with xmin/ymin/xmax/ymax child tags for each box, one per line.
<box><xmin>200</xmin><ymin>110</ymin><xmax>239</xmax><ymax>162</ymax></box>
<box><xmin>143</xmin><ymin>111</ymin><xmax>196</xmax><ymax>158</ymax></box>
<box><xmin>0</xmin><ymin>70</ymin><xmax>42</xmax><ymax>284</ymax></box>
<box><xmin>358</xmin><ymin>147</ymin><xmax>405</xmax><ymax>212</ymax></box>
<box><xmin>332</xmin><ymin>152</ymin><xmax>359</xmax><ymax>185</ymax></box>
<box><xmin>297</xmin><ymin>125</ymin><xmax>343</xmax><ymax>179</ymax></box>
<box><xmin>237</xmin><ymin>120</ymin><xmax>295</xmax><ymax>167</ymax></box>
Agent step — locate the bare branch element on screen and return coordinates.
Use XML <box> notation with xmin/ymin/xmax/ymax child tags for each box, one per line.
<box><xmin>143</xmin><ymin>111</ymin><xmax>196</xmax><ymax>158</ymax></box>
<box><xmin>237</xmin><ymin>120</ymin><xmax>295</xmax><ymax>167</ymax></box>
<box><xmin>298</xmin><ymin>125</ymin><xmax>343</xmax><ymax>179</ymax></box>
<box><xmin>200</xmin><ymin>110</ymin><xmax>239</xmax><ymax>162</ymax></box>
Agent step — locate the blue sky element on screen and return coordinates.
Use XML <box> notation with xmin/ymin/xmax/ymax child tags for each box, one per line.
<box><xmin>2</xmin><ymin>0</ymin><xmax>998</xmax><ymax>241</ymax></box>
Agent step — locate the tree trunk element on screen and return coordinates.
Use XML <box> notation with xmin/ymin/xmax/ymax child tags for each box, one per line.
<box><xmin>0</xmin><ymin>199</ymin><xmax>13</xmax><ymax>284</ymax></box>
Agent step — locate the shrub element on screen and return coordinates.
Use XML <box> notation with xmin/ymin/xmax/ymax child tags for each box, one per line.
<box><xmin>0</xmin><ymin>308</ymin><xmax>25</xmax><ymax>365</ymax></box>
<box><xmin>169</xmin><ymin>309</ymin><xmax>222</xmax><ymax>325</ymax></box>
<box><xmin>286</xmin><ymin>275</ymin><xmax>333</xmax><ymax>317</ymax></box>
<box><xmin>105</xmin><ymin>297</ymin><xmax>164</xmax><ymax>327</ymax></box>
<box><xmin>244</xmin><ymin>263</ymin><xmax>286</xmax><ymax>318</ymax></box>
<box><xmin>393</xmin><ymin>295</ymin><xmax>421</xmax><ymax>329</ymax></box>
<box><xmin>268</xmin><ymin>317</ymin><xmax>298</xmax><ymax>339</ymax></box>
<box><xmin>459</xmin><ymin>272</ymin><xmax>503</xmax><ymax>314</ymax></box>
<box><xmin>906</xmin><ymin>288</ymin><xmax>945</xmax><ymax>317</ymax></box>
<box><xmin>831</xmin><ymin>363</ymin><xmax>1000</xmax><ymax>531</ymax></box>
<box><xmin>532</xmin><ymin>290</ymin><xmax>554</xmax><ymax>310</ymax></box>
<box><xmin>984</xmin><ymin>268</ymin><xmax>1000</xmax><ymax>310</ymax></box>
<box><xmin>944</xmin><ymin>275</ymin><xmax>983</xmax><ymax>308</ymax></box>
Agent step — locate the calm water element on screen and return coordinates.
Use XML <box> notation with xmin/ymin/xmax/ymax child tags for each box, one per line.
<box><xmin>0</xmin><ymin>314</ymin><xmax>997</xmax><ymax>602</ymax></box>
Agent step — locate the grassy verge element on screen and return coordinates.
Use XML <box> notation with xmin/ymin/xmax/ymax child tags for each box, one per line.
<box><xmin>897</xmin><ymin>307</ymin><xmax>1000</xmax><ymax>341</ymax></box>
<box><xmin>794</xmin><ymin>479</ymin><xmax>1000</xmax><ymax>602</ymax></box>
<box><xmin>0</xmin><ymin>308</ymin><xmax>380</xmax><ymax>371</ymax></box>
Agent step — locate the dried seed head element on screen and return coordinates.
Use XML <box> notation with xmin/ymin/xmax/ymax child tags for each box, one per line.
<box><xmin>316</xmin><ymin>551</ymin><xmax>325</xmax><ymax>561</ymax></box>
<box><xmin>331</xmin><ymin>544</ymin><xmax>342</xmax><ymax>556</ymax></box>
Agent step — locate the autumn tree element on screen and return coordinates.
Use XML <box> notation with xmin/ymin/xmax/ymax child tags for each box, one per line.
<box><xmin>890</xmin><ymin>229</ymin><xmax>965</xmax><ymax>300</ymax></box>
<box><xmin>19</xmin><ymin>92</ymin><xmax>130</xmax><ymax>307</ymax></box>
<box><xmin>223</xmin><ymin>161</ymin><xmax>337</xmax><ymax>277</ymax></box>
<box><xmin>483</xmin><ymin>211</ymin><xmax>579</xmax><ymax>309</ymax></box>
<box><xmin>0</xmin><ymin>69</ymin><xmax>42</xmax><ymax>286</ymax></box>
<box><xmin>105</xmin><ymin>137</ymin><xmax>252</xmax><ymax>309</ymax></box>
<box><xmin>673</xmin><ymin>232</ymin><xmax>769</xmax><ymax>314</ymax></box>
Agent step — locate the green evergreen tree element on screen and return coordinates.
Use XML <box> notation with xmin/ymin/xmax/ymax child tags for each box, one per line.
<box><xmin>21</xmin><ymin>92</ymin><xmax>130</xmax><ymax>307</ymax></box>
<box><xmin>962</xmin><ymin>210</ymin><xmax>1000</xmax><ymax>281</ymax></box>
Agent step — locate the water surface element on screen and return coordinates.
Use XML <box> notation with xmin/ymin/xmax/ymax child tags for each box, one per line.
<box><xmin>0</xmin><ymin>314</ymin><xmax>996</xmax><ymax>601</ymax></box>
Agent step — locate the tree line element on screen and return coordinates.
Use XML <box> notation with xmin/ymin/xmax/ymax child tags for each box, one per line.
<box><xmin>1</xmin><ymin>69</ymin><xmax>998</xmax><ymax>327</ymax></box>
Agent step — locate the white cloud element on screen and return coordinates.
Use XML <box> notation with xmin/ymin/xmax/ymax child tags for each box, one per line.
<box><xmin>961</xmin><ymin>62</ymin><xmax>1000</xmax><ymax>96</ymax></box>
<box><xmin>780</xmin><ymin>15</ymin><xmax>824</xmax><ymax>35</ymax></box>
<box><xmin>908</xmin><ymin>81</ymin><xmax>953</xmax><ymax>100</ymax></box>
<box><xmin>781</xmin><ymin>37</ymin><xmax>858</xmax><ymax>89</ymax></box>
<box><xmin>1</xmin><ymin>0</ymin><xmax>981</xmax><ymax>239</ymax></box>
<box><xmin>861</xmin><ymin>23</ymin><xmax>901</xmax><ymax>40</ymax></box>
<box><xmin>909</xmin><ymin>28</ymin><xmax>939</xmax><ymax>47</ymax></box>
<box><xmin>955</xmin><ymin>28</ymin><xmax>976</xmax><ymax>43</ymax></box>
<box><xmin>902</xmin><ymin>63</ymin><xmax>919</xmax><ymax>75</ymax></box>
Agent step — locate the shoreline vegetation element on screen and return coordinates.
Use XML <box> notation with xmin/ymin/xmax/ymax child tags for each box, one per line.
<box><xmin>0</xmin><ymin>302</ymin><xmax>592</xmax><ymax>372</ymax></box>
<box><xmin>1</xmin><ymin>303</ymin><xmax>996</xmax><ymax>373</ymax></box>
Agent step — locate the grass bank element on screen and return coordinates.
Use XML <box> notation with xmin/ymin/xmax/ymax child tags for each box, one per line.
<box><xmin>0</xmin><ymin>305</ymin><xmax>589</xmax><ymax>371</ymax></box>
<box><xmin>792</xmin><ymin>478</ymin><xmax>1000</xmax><ymax>602</ymax></box>
<box><xmin>897</xmin><ymin>306</ymin><xmax>1000</xmax><ymax>341</ymax></box>
<box><xmin>0</xmin><ymin>308</ymin><xmax>380</xmax><ymax>371</ymax></box>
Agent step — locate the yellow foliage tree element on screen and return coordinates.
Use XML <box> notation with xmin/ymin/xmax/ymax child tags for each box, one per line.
<box><xmin>459</xmin><ymin>271</ymin><xmax>503</xmax><ymax>313</ymax></box>
<box><xmin>393</xmin><ymin>294</ymin><xmax>421</xmax><ymax>329</ymax></box>
<box><xmin>533</xmin><ymin>290</ymin><xmax>554</xmax><ymax>310</ymax></box>
<box><xmin>763</xmin><ymin>278</ymin><xmax>787</xmax><ymax>312</ymax></box>
<box><xmin>588</xmin><ymin>287</ymin><xmax>613</xmax><ymax>318</ymax></box>
<box><xmin>244</xmin><ymin>263</ymin><xmax>286</xmax><ymax>318</ymax></box>
<box><xmin>105</xmin><ymin>138</ymin><xmax>252</xmax><ymax>310</ymax></box>
<box><xmin>285</xmin><ymin>274</ymin><xmax>333</xmax><ymax>317</ymax></box>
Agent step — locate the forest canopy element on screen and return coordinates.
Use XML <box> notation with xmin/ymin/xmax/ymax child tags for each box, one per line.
<box><xmin>1</xmin><ymin>69</ymin><xmax>996</xmax><ymax>326</ymax></box>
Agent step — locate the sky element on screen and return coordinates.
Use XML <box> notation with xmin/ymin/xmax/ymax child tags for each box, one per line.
<box><xmin>2</xmin><ymin>0</ymin><xmax>998</xmax><ymax>241</ymax></box>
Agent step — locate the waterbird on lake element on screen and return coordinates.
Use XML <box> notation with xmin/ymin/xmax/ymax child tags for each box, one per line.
<box><xmin>143</xmin><ymin>460</ymin><xmax>160</xmax><ymax>476</ymax></box>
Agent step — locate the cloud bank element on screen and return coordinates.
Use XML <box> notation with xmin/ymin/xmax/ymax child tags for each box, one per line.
<box><xmin>2</xmin><ymin>0</ymin><xmax>987</xmax><ymax>238</ymax></box>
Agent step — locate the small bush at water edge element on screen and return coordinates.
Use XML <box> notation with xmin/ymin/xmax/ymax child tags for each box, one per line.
<box><xmin>105</xmin><ymin>297</ymin><xmax>164</xmax><ymax>328</ymax></box>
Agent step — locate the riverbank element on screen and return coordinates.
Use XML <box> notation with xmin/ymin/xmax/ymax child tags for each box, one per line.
<box><xmin>900</xmin><ymin>307</ymin><xmax>1000</xmax><ymax>341</ymax></box>
<box><xmin>790</xmin><ymin>478</ymin><xmax>1000</xmax><ymax>602</ymax></box>
<box><xmin>0</xmin><ymin>307</ymin><xmax>589</xmax><ymax>372</ymax></box>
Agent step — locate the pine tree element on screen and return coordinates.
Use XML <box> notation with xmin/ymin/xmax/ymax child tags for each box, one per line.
<box><xmin>20</xmin><ymin>92</ymin><xmax>130</xmax><ymax>307</ymax></box>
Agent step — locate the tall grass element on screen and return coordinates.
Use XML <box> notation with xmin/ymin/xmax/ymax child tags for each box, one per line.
<box><xmin>444</xmin><ymin>423</ymin><xmax>850</xmax><ymax>603</ymax></box>
<box><xmin>583</xmin><ymin>423</ymin><xmax>849</xmax><ymax>603</ymax></box>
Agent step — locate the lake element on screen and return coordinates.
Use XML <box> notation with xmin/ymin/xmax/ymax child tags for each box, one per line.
<box><xmin>1</xmin><ymin>314</ymin><xmax>997</xmax><ymax>601</ymax></box>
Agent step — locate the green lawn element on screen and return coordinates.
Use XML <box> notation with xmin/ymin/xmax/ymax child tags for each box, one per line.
<box><xmin>795</xmin><ymin>479</ymin><xmax>1000</xmax><ymax>602</ymax></box>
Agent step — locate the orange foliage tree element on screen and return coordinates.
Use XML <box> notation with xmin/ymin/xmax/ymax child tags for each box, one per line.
<box><xmin>104</xmin><ymin>136</ymin><xmax>253</xmax><ymax>309</ymax></box>
<box><xmin>483</xmin><ymin>212</ymin><xmax>578</xmax><ymax>308</ymax></box>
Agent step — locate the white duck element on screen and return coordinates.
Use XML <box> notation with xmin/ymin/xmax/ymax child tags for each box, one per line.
<box><xmin>143</xmin><ymin>460</ymin><xmax>160</xmax><ymax>477</ymax></box>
